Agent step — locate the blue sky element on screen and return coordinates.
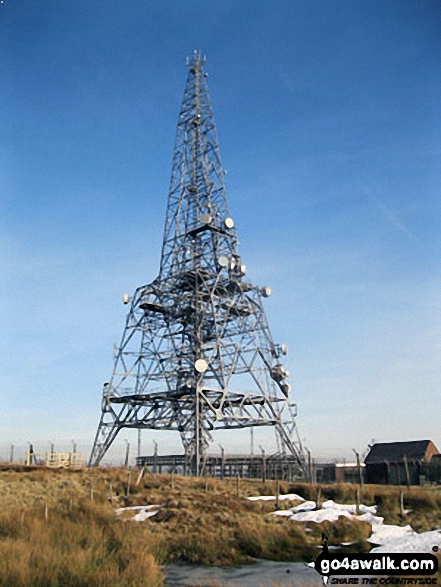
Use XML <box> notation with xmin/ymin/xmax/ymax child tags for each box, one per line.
<box><xmin>1</xmin><ymin>0</ymin><xmax>440</xmax><ymax>463</ymax></box>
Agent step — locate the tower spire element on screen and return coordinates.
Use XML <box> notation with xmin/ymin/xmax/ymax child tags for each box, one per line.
<box><xmin>160</xmin><ymin>51</ymin><xmax>233</xmax><ymax>278</ymax></box>
<box><xmin>89</xmin><ymin>56</ymin><xmax>307</xmax><ymax>477</ymax></box>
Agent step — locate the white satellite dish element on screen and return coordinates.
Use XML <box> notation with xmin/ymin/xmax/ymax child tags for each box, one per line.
<box><xmin>122</xmin><ymin>293</ymin><xmax>130</xmax><ymax>305</ymax></box>
<box><xmin>194</xmin><ymin>358</ymin><xmax>208</xmax><ymax>373</ymax></box>
<box><xmin>225</xmin><ymin>217</ymin><xmax>234</xmax><ymax>229</ymax></box>
<box><xmin>218</xmin><ymin>255</ymin><xmax>229</xmax><ymax>268</ymax></box>
<box><xmin>261</xmin><ymin>287</ymin><xmax>271</xmax><ymax>298</ymax></box>
<box><xmin>200</xmin><ymin>213</ymin><xmax>212</xmax><ymax>224</ymax></box>
<box><xmin>281</xmin><ymin>343</ymin><xmax>288</xmax><ymax>355</ymax></box>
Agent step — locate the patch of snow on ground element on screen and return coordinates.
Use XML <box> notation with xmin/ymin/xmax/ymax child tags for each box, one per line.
<box><xmin>272</xmin><ymin>500</ymin><xmax>382</xmax><ymax>524</ymax></box>
<box><xmin>289</xmin><ymin>507</ymin><xmax>351</xmax><ymax>524</ymax></box>
<box><xmin>132</xmin><ymin>509</ymin><xmax>160</xmax><ymax>521</ymax></box>
<box><xmin>370</xmin><ymin>528</ymin><xmax>441</xmax><ymax>553</ymax></box>
<box><xmin>368</xmin><ymin>523</ymin><xmax>415</xmax><ymax>544</ymax></box>
<box><xmin>321</xmin><ymin>500</ymin><xmax>377</xmax><ymax>516</ymax></box>
<box><xmin>270</xmin><ymin>498</ymin><xmax>440</xmax><ymax>555</ymax></box>
<box><xmin>116</xmin><ymin>504</ymin><xmax>165</xmax><ymax>522</ymax></box>
<box><xmin>247</xmin><ymin>493</ymin><xmax>305</xmax><ymax>502</ymax></box>
<box><xmin>272</xmin><ymin>501</ymin><xmax>317</xmax><ymax>518</ymax></box>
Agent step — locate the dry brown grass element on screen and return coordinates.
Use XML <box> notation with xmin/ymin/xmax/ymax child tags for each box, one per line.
<box><xmin>0</xmin><ymin>465</ymin><xmax>440</xmax><ymax>582</ymax></box>
<box><xmin>0</xmin><ymin>498</ymin><xmax>163</xmax><ymax>586</ymax></box>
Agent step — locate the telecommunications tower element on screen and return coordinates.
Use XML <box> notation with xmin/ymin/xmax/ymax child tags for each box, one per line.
<box><xmin>89</xmin><ymin>52</ymin><xmax>307</xmax><ymax>476</ymax></box>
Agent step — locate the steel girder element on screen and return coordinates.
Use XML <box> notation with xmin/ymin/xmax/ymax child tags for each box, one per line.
<box><xmin>89</xmin><ymin>52</ymin><xmax>307</xmax><ymax>477</ymax></box>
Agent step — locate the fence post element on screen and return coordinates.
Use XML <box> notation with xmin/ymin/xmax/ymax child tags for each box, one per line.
<box><xmin>153</xmin><ymin>441</ymin><xmax>158</xmax><ymax>475</ymax></box>
<box><xmin>261</xmin><ymin>448</ymin><xmax>266</xmax><ymax>484</ymax></box>
<box><xmin>126</xmin><ymin>471</ymin><xmax>132</xmax><ymax>497</ymax></box>
<box><xmin>308</xmin><ymin>450</ymin><xmax>313</xmax><ymax>485</ymax></box>
<box><xmin>276</xmin><ymin>479</ymin><xmax>280</xmax><ymax>509</ymax></box>
<box><xmin>136</xmin><ymin>466</ymin><xmax>145</xmax><ymax>486</ymax></box>
<box><xmin>316</xmin><ymin>487</ymin><xmax>322</xmax><ymax>509</ymax></box>
<box><xmin>124</xmin><ymin>440</ymin><xmax>130</xmax><ymax>468</ymax></box>
<box><xmin>353</xmin><ymin>449</ymin><xmax>363</xmax><ymax>488</ymax></box>
<box><xmin>399</xmin><ymin>490</ymin><xmax>405</xmax><ymax>516</ymax></box>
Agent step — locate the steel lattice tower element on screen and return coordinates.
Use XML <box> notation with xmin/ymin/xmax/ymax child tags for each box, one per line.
<box><xmin>89</xmin><ymin>52</ymin><xmax>307</xmax><ymax>476</ymax></box>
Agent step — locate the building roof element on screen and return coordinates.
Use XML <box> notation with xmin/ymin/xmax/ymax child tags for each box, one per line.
<box><xmin>364</xmin><ymin>440</ymin><xmax>439</xmax><ymax>464</ymax></box>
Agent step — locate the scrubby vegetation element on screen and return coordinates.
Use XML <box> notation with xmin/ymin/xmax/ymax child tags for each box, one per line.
<box><xmin>0</xmin><ymin>499</ymin><xmax>163</xmax><ymax>586</ymax></box>
<box><xmin>0</xmin><ymin>465</ymin><xmax>440</xmax><ymax>585</ymax></box>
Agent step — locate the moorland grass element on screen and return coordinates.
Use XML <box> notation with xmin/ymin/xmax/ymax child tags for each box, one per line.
<box><xmin>0</xmin><ymin>465</ymin><xmax>440</xmax><ymax>584</ymax></box>
<box><xmin>0</xmin><ymin>499</ymin><xmax>163</xmax><ymax>587</ymax></box>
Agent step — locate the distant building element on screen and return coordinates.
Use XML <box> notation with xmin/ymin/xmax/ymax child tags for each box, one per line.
<box><xmin>314</xmin><ymin>461</ymin><xmax>365</xmax><ymax>484</ymax></box>
<box><xmin>364</xmin><ymin>440</ymin><xmax>439</xmax><ymax>485</ymax></box>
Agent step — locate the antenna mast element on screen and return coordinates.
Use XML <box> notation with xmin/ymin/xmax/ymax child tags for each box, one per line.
<box><xmin>89</xmin><ymin>52</ymin><xmax>307</xmax><ymax>477</ymax></box>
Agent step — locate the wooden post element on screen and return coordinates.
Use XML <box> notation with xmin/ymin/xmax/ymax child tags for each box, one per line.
<box><xmin>276</xmin><ymin>479</ymin><xmax>280</xmax><ymax>509</ymax></box>
<box><xmin>68</xmin><ymin>497</ymin><xmax>73</xmax><ymax>513</ymax></box>
<box><xmin>220</xmin><ymin>447</ymin><xmax>225</xmax><ymax>481</ymax></box>
<box><xmin>171</xmin><ymin>470</ymin><xmax>175</xmax><ymax>490</ymax></box>
<box><xmin>353</xmin><ymin>449</ymin><xmax>363</xmax><ymax>487</ymax></box>
<box><xmin>153</xmin><ymin>441</ymin><xmax>158</xmax><ymax>475</ymax></box>
<box><xmin>90</xmin><ymin>485</ymin><xmax>94</xmax><ymax>501</ymax></box>
<box><xmin>136</xmin><ymin>466</ymin><xmax>145</xmax><ymax>486</ymax></box>
<box><xmin>261</xmin><ymin>448</ymin><xmax>266</xmax><ymax>484</ymax></box>
<box><xmin>126</xmin><ymin>471</ymin><xmax>131</xmax><ymax>497</ymax></box>
<box><xmin>44</xmin><ymin>503</ymin><xmax>48</xmax><ymax>522</ymax></box>
<box><xmin>399</xmin><ymin>489</ymin><xmax>405</xmax><ymax>516</ymax></box>
<box><xmin>137</xmin><ymin>429</ymin><xmax>141</xmax><ymax>460</ymax></box>
<box><xmin>124</xmin><ymin>440</ymin><xmax>130</xmax><ymax>468</ymax></box>
<box><xmin>316</xmin><ymin>487</ymin><xmax>322</xmax><ymax>509</ymax></box>
<box><xmin>308</xmin><ymin>450</ymin><xmax>313</xmax><ymax>485</ymax></box>
<box><xmin>9</xmin><ymin>444</ymin><xmax>14</xmax><ymax>463</ymax></box>
<box><xmin>403</xmin><ymin>455</ymin><xmax>411</xmax><ymax>489</ymax></box>
<box><xmin>236</xmin><ymin>473</ymin><xmax>240</xmax><ymax>496</ymax></box>
<box><xmin>355</xmin><ymin>487</ymin><xmax>360</xmax><ymax>515</ymax></box>
<box><xmin>205</xmin><ymin>477</ymin><xmax>209</xmax><ymax>493</ymax></box>
<box><xmin>108</xmin><ymin>483</ymin><xmax>113</xmax><ymax>504</ymax></box>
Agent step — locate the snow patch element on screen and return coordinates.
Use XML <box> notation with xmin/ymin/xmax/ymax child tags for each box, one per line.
<box><xmin>370</xmin><ymin>527</ymin><xmax>441</xmax><ymax>553</ymax></box>
<box><xmin>116</xmin><ymin>504</ymin><xmax>165</xmax><ymax>522</ymax></box>
<box><xmin>270</xmin><ymin>498</ymin><xmax>440</xmax><ymax>555</ymax></box>
<box><xmin>247</xmin><ymin>493</ymin><xmax>305</xmax><ymax>502</ymax></box>
<box><xmin>272</xmin><ymin>499</ymin><xmax>382</xmax><ymax>524</ymax></box>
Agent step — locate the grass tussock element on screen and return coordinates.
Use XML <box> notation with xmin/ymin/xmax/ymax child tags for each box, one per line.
<box><xmin>0</xmin><ymin>499</ymin><xmax>163</xmax><ymax>587</ymax></box>
<box><xmin>0</xmin><ymin>465</ymin><xmax>440</xmax><ymax>577</ymax></box>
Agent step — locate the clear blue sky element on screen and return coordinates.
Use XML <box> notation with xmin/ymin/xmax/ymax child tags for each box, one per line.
<box><xmin>1</xmin><ymin>0</ymin><xmax>440</xmax><ymax>463</ymax></box>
